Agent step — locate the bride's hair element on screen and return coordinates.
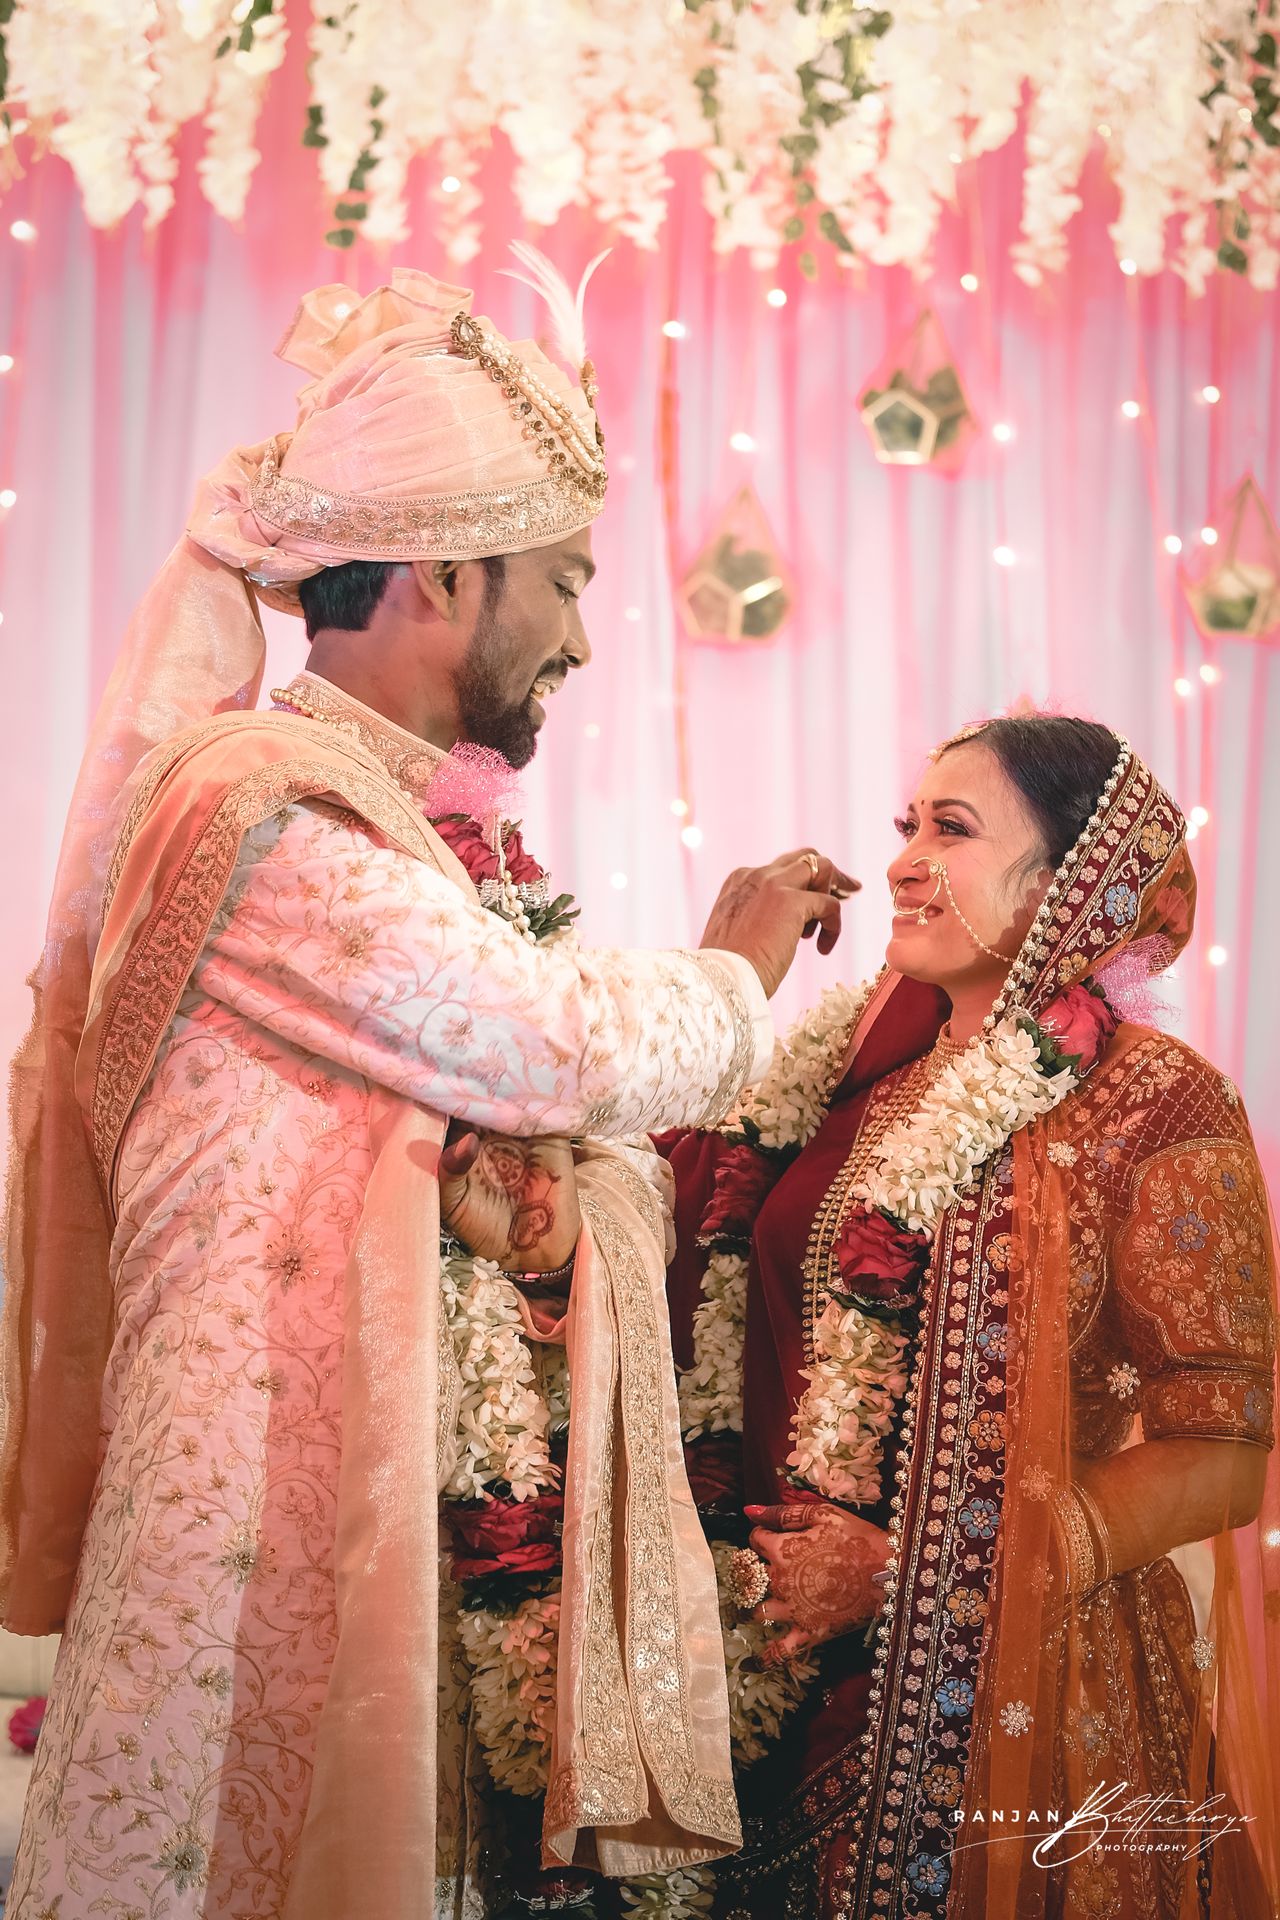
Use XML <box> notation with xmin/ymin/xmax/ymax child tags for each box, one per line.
<box><xmin>942</xmin><ymin>714</ymin><xmax>1121</xmax><ymax>870</ymax></box>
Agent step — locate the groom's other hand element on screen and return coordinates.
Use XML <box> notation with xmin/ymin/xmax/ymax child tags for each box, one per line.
<box><xmin>700</xmin><ymin>848</ymin><xmax>859</xmax><ymax>997</ymax></box>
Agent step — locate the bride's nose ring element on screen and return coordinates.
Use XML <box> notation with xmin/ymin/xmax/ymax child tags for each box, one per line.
<box><xmin>892</xmin><ymin>857</ymin><xmax>944</xmax><ymax>926</ymax></box>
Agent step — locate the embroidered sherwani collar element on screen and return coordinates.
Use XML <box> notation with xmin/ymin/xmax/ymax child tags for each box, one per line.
<box><xmin>281</xmin><ymin>672</ymin><xmax>449</xmax><ymax>807</ymax></box>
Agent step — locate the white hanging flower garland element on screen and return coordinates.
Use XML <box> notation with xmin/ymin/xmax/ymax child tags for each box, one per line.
<box><xmin>456</xmin><ymin>1588</ymin><xmax>562</xmax><ymax>1800</ymax></box>
<box><xmin>7</xmin><ymin>3</ymin><xmax>1280</xmax><ymax>291</ymax></box>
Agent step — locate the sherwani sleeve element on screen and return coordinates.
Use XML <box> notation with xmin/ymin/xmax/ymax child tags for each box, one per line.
<box><xmin>191</xmin><ymin>799</ymin><xmax>771</xmax><ymax>1139</ymax></box>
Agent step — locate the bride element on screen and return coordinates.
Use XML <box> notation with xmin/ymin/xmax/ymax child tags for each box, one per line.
<box><xmin>663</xmin><ymin>712</ymin><xmax>1278</xmax><ymax>1919</ymax></box>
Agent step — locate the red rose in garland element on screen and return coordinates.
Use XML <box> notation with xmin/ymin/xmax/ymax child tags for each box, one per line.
<box><xmin>429</xmin><ymin>814</ymin><xmax>547</xmax><ymax>888</ymax></box>
<box><xmin>500</xmin><ymin>825</ymin><xmax>544</xmax><ymax>886</ymax></box>
<box><xmin>447</xmin><ymin>1491</ymin><xmax>563</xmax><ymax>1581</ymax></box>
<box><xmin>429</xmin><ymin>813</ymin><xmax>504</xmax><ymax>881</ymax></box>
<box><xmin>427</xmin><ymin>811</ymin><xmax>577</xmax><ymax>942</ymax></box>
<box><xmin>1037</xmin><ymin>983</ymin><xmax>1118</xmax><ymax>1073</ymax></box>
<box><xmin>833</xmin><ymin>1205</ymin><xmax>930</xmax><ymax>1311</ymax></box>
<box><xmin>699</xmin><ymin>1144</ymin><xmax>779</xmax><ymax>1250</ymax></box>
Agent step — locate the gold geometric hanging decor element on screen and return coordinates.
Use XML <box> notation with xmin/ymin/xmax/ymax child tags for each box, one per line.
<box><xmin>677</xmin><ymin>485</ymin><xmax>792</xmax><ymax>645</ymax></box>
<box><xmin>1182</xmin><ymin>475</ymin><xmax>1280</xmax><ymax>643</ymax></box>
<box><xmin>859</xmin><ymin>309</ymin><xmax>977</xmax><ymax>471</ymax></box>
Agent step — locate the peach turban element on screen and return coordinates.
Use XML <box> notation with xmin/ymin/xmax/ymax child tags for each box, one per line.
<box><xmin>192</xmin><ymin>260</ymin><xmax>608</xmax><ymax>610</ymax></box>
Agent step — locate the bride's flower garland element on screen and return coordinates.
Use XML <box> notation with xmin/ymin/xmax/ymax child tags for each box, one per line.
<box><xmin>681</xmin><ymin>976</ymin><xmax>1114</xmax><ymax>1504</ymax></box>
<box><xmin>678</xmin><ymin>981</ymin><xmax>872</xmax><ymax>1439</ymax></box>
<box><xmin>611</xmin><ymin>976</ymin><xmax>1117</xmax><ymax>1914</ymax></box>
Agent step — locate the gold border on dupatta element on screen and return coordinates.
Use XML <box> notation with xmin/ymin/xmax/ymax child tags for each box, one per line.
<box><xmin>546</xmin><ymin>1192</ymin><xmax>740</xmax><ymax>1849</ymax></box>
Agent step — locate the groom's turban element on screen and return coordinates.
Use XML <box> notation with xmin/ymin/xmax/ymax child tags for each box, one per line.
<box><xmin>189</xmin><ymin>258</ymin><xmax>608</xmax><ymax>611</ymax></box>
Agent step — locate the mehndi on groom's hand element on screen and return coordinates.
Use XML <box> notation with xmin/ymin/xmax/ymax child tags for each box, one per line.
<box><xmin>439</xmin><ymin>1127</ymin><xmax>581</xmax><ymax>1274</ymax></box>
<box><xmin>700</xmin><ymin>847</ymin><xmax>859</xmax><ymax>998</ymax></box>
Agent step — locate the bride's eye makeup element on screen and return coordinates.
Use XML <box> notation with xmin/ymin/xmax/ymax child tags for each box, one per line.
<box><xmin>893</xmin><ymin>814</ymin><xmax>971</xmax><ymax>838</ymax></box>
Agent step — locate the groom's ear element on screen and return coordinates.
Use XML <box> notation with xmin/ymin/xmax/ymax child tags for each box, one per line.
<box><xmin>410</xmin><ymin>557</ymin><xmax>490</xmax><ymax>626</ymax></box>
<box><xmin>409</xmin><ymin>559</ymin><xmax>459</xmax><ymax>620</ymax></box>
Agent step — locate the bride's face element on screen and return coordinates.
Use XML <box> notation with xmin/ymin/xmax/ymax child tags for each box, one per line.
<box><xmin>885</xmin><ymin>740</ymin><xmax>1055</xmax><ymax>997</ymax></box>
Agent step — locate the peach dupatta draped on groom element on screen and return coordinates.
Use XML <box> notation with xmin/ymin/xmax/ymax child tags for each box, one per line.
<box><xmin>1</xmin><ymin>263</ymin><xmax>756</xmax><ymax>1917</ymax></box>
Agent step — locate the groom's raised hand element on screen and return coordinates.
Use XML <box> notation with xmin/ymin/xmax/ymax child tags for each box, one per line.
<box><xmin>700</xmin><ymin>848</ymin><xmax>859</xmax><ymax>997</ymax></box>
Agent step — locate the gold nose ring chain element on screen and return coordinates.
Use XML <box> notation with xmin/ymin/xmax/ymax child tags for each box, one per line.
<box><xmin>894</xmin><ymin>856</ymin><xmax>1018</xmax><ymax>962</ymax></box>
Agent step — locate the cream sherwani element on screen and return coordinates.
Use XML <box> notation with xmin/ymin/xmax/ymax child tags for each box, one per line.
<box><xmin>10</xmin><ymin>682</ymin><xmax>768</xmax><ymax>1919</ymax></box>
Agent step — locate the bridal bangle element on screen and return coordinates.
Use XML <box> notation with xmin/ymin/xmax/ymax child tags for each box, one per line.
<box><xmin>1073</xmin><ymin>1481</ymin><xmax>1113</xmax><ymax>1586</ymax></box>
<box><xmin>1054</xmin><ymin>1484</ymin><xmax>1112</xmax><ymax>1595</ymax></box>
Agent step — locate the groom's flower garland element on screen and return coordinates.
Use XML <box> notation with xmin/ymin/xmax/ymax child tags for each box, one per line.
<box><xmin>434</xmin><ymin>806</ymin><xmax>818</xmax><ymax>1911</ymax></box>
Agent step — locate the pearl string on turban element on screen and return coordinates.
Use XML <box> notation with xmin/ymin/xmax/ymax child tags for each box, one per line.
<box><xmin>198</xmin><ymin>254</ymin><xmax>609</xmax><ymax>610</ymax></box>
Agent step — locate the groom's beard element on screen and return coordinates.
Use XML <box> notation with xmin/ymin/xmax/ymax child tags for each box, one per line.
<box><xmin>453</xmin><ymin>591</ymin><xmax>542</xmax><ymax>771</ymax></box>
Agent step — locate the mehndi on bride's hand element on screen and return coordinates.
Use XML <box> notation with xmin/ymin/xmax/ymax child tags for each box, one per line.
<box><xmin>745</xmin><ymin>1499</ymin><xmax>892</xmax><ymax>1665</ymax></box>
<box><xmin>439</xmin><ymin>1127</ymin><xmax>581</xmax><ymax>1274</ymax></box>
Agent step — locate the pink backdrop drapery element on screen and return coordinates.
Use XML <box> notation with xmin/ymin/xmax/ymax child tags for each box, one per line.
<box><xmin>1</xmin><ymin>62</ymin><xmax>1278</xmax><ymax>1181</ymax></box>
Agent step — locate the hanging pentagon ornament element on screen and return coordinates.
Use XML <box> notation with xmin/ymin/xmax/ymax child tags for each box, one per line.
<box><xmin>858</xmin><ymin>309</ymin><xmax>978</xmax><ymax>471</ymax></box>
<box><xmin>1183</xmin><ymin>476</ymin><xmax>1280</xmax><ymax>642</ymax></box>
<box><xmin>677</xmin><ymin>485</ymin><xmax>792</xmax><ymax>644</ymax></box>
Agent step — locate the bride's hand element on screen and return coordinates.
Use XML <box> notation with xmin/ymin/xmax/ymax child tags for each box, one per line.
<box><xmin>745</xmin><ymin>1500</ymin><xmax>891</xmax><ymax>1664</ymax></box>
<box><xmin>439</xmin><ymin>1128</ymin><xmax>581</xmax><ymax>1273</ymax></box>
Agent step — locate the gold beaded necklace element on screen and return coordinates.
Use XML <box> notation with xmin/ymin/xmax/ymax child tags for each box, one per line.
<box><xmin>269</xmin><ymin>686</ymin><xmax>332</xmax><ymax>724</ymax></box>
<box><xmin>799</xmin><ymin>1027</ymin><xmax>967</xmax><ymax>1363</ymax></box>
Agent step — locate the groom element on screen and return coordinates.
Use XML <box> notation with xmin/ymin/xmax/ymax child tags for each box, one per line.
<box><xmin>1</xmin><ymin>259</ymin><xmax>853</xmax><ymax>1920</ymax></box>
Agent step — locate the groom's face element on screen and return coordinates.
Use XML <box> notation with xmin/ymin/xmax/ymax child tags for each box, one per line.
<box><xmin>452</xmin><ymin>533</ymin><xmax>596</xmax><ymax>770</ymax></box>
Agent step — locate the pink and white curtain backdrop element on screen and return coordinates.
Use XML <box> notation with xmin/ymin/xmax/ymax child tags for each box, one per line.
<box><xmin>1</xmin><ymin>63</ymin><xmax>1278</xmax><ymax>1180</ymax></box>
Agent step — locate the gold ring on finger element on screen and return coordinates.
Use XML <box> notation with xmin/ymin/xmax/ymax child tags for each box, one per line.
<box><xmin>804</xmin><ymin>852</ymin><xmax>820</xmax><ymax>881</ymax></box>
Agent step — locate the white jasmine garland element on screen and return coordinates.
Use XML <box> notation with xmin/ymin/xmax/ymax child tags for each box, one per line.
<box><xmin>440</xmin><ymin>1248</ymin><xmax>557</xmax><ymax>1501</ymax></box>
<box><xmin>787</xmin><ymin>1306</ymin><xmax>911</xmax><ymax>1504</ymax></box>
<box><xmin>677</xmin><ymin>1251</ymin><xmax>748</xmax><ymax>1438</ymax></box>
<box><xmin>791</xmin><ymin>1012</ymin><xmax>1081</xmax><ymax>1498</ymax></box>
<box><xmin>680</xmin><ymin>981</ymin><xmax>876</xmax><ymax>1475</ymax></box>
<box><xmin>859</xmin><ymin>1015</ymin><xmax>1078</xmax><ymax>1235</ymax></box>
<box><xmin>533</xmin><ymin>1340</ymin><xmax>571</xmax><ymax>1429</ymax></box>
<box><xmin>734</xmin><ymin>980</ymin><xmax>872</xmax><ymax>1150</ymax></box>
<box><xmin>619</xmin><ymin>1867</ymin><xmax>716</xmax><ymax>1918</ymax></box>
<box><xmin>456</xmin><ymin>1589</ymin><xmax>561</xmax><ymax>1799</ymax></box>
<box><xmin>683</xmin><ymin>986</ymin><xmax>1088</xmax><ymax>1503</ymax></box>
<box><xmin>459</xmin><ymin>1542</ymin><xmax>819</xmax><ymax>1808</ymax></box>
<box><xmin>709</xmin><ymin>1540</ymin><xmax>819</xmax><ymax>1765</ymax></box>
